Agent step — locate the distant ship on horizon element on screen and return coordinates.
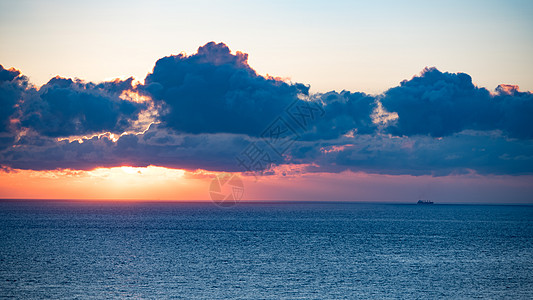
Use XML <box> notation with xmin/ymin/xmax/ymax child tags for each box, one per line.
<box><xmin>417</xmin><ymin>199</ymin><xmax>434</xmax><ymax>205</ymax></box>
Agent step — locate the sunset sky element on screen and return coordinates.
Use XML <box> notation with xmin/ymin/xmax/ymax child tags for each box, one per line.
<box><xmin>1</xmin><ymin>0</ymin><xmax>532</xmax><ymax>203</ymax></box>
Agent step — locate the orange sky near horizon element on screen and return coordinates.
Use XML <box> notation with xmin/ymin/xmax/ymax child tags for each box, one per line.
<box><xmin>2</xmin><ymin>166</ymin><xmax>533</xmax><ymax>204</ymax></box>
<box><xmin>0</xmin><ymin>166</ymin><xmax>209</xmax><ymax>201</ymax></box>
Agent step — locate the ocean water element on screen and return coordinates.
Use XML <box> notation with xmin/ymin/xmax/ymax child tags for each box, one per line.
<box><xmin>0</xmin><ymin>201</ymin><xmax>532</xmax><ymax>299</ymax></box>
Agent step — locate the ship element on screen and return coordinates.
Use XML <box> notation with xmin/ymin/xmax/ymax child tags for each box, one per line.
<box><xmin>417</xmin><ymin>199</ymin><xmax>434</xmax><ymax>205</ymax></box>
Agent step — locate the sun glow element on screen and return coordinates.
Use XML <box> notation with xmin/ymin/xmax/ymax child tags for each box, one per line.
<box><xmin>0</xmin><ymin>166</ymin><xmax>204</xmax><ymax>201</ymax></box>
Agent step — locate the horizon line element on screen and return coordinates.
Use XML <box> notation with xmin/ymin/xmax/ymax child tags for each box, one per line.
<box><xmin>1</xmin><ymin>198</ymin><xmax>531</xmax><ymax>206</ymax></box>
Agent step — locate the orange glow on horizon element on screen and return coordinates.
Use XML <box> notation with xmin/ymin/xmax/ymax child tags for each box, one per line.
<box><xmin>1</xmin><ymin>165</ymin><xmax>532</xmax><ymax>203</ymax></box>
<box><xmin>0</xmin><ymin>166</ymin><xmax>216</xmax><ymax>201</ymax></box>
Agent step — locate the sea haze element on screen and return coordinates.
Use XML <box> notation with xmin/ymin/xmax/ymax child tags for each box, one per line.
<box><xmin>0</xmin><ymin>201</ymin><xmax>532</xmax><ymax>299</ymax></box>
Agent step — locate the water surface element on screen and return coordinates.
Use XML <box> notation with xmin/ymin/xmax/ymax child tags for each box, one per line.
<box><xmin>1</xmin><ymin>201</ymin><xmax>532</xmax><ymax>299</ymax></box>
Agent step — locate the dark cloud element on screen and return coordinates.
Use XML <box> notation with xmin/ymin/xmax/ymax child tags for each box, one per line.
<box><xmin>141</xmin><ymin>42</ymin><xmax>310</xmax><ymax>136</ymax></box>
<box><xmin>1</xmin><ymin>43</ymin><xmax>532</xmax><ymax>176</ymax></box>
<box><xmin>19</xmin><ymin>76</ymin><xmax>146</xmax><ymax>138</ymax></box>
<box><xmin>0</xmin><ymin>124</ymin><xmax>250</xmax><ymax>172</ymax></box>
<box><xmin>0</xmin><ymin>65</ymin><xmax>27</xmax><ymax>132</ymax></box>
<box><xmin>0</xmin><ymin>65</ymin><xmax>29</xmax><ymax>150</ymax></box>
<box><xmin>141</xmin><ymin>42</ymin><xmax>377</xmax><ymax>140</ymax></box>
<box><xmin>303</xmin><ymin>91</ymin><xmax>377</xmax><ymax>140</ymax></box>
<box><xmin>3</xmin><ymin>126</ymin><xmax>531</xmax><ymax>177</ymax></box>
<box><xmin>284</xmin><ymin>132</ymin><xmax>533</xmax><ymax>176</ymax></box>
<box><xmin>380</xmin><ymin>67</ymin><xmax>533</xmax><ymax>139</ymax></box>
<box><xmin>493</xmin><ymin>84</ymin><xmax>533</xmax><ymax>139</ymax></box>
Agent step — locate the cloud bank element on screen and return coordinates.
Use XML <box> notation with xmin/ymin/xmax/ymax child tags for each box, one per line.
<box><xmin>20</xmin><ymin>76</ymin><xmax>146</xmax><ymax>138</ymax></box>
<box><xmin>1</xmin><ymin>42</ymin><xmax>532</xmax><ymax>176</ymax></box>
<box><xmin>380</xmin><ymin>67</ymin><xmax>533</xmax><ymax>139</ymax></box>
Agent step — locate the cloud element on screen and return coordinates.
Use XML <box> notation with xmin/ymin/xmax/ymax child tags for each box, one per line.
<box><xmin>0</xmin><ymin>124</ymin><xmax>251</xmax><ymax>171</ymax></box>
<box><xmin>4</xmin><ymin>126</ymin><xmax>531</xmax><ymax>177</ymax></box>
<box><xmin>0</xmin><ymin>65</ymin><xmax>28</xmax><ymax>150</ymax></box>
<box><xmin>141</xmin><ymin>42</ymin><xmax>309</xmax><ymax>136</ymax></box>
<box><xmin>1</xmin><ymin>43</ymin><xmax>532</xmax><ymax>177</ymax></box>
<box><xmin>493</xmin><ymin>84</ymin><xmax>533</xmax><ymax>139</ymax></box>
<box><xmin>300</xmin><ymin>91</ymin><xmax>377</xmax><ymax>140</ymax></box>
<box><xmin>19</xmin><ymin>76</ymin><xmax>146</xmax><ymax>138</ymax></box>
<box><xmin>380</xmin><ymin>67</ymin><xmax>533</xmax><ymax>139</ymax></box>
<box><xmin>141</xmin><ymin>42</ymin><xmax>378</xmax><ymax>140</ymax></box>
<box><xmin>284</xmin><ymin>131</ymin><xmax>533</xmax><ymax>176</ymax></box>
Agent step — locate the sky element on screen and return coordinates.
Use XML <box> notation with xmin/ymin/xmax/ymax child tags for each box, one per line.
<box><xmin>1</xmin><ymin>0</ymin><xmax>532</xmax><ymax>203</ymax></box>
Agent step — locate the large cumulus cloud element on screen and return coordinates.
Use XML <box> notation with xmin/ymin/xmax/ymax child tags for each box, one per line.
<box><xmin>0</xmin><ymin>65</ymin><xmax>26</xmax><ymax>133</ymax></box>
<box><xmin>300</xmin><ymin>91</ymin><xmax>377</xmax><ymax>140</ymax></box>
<box><xmin>19</xmin><ymin>76</ymin><xmax>146</xmax><ymax>137</ymax></box>
<box><xmin>0</xmin><ymin>65</ymin><xmax>28</xmax><ymax>150</ymax></box>
<box><xmin>380</xmin><ymin>67</ymin><xmax>533</xmax><ymax>139</ymax></box>
<box><xmin>1</xmin><ymin>42</ymin><xmax>532</xmax><ymax>176</ymax></box>
<box><xmin>141</xmin><ymin>42</ymin><xmax>310</xmax><ymax>136</ymax></box>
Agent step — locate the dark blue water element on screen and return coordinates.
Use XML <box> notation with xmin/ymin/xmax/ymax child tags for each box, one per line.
<box><xmin>0</xmin><ymin>201</ymin><xmax>532</xmax><ymax>299</ymax></box>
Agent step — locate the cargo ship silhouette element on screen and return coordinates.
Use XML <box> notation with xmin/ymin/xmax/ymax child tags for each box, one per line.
<box><xmin>417</xmin><ymin>199</ymin><xmax>434</xmax><ymax>205</ymax></box>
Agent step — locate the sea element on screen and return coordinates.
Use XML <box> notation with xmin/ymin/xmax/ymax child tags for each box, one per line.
<box><xmin>0</xmin><ymin>200</ymin><xmax>532</xmax><ymax>299</ymax></box>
